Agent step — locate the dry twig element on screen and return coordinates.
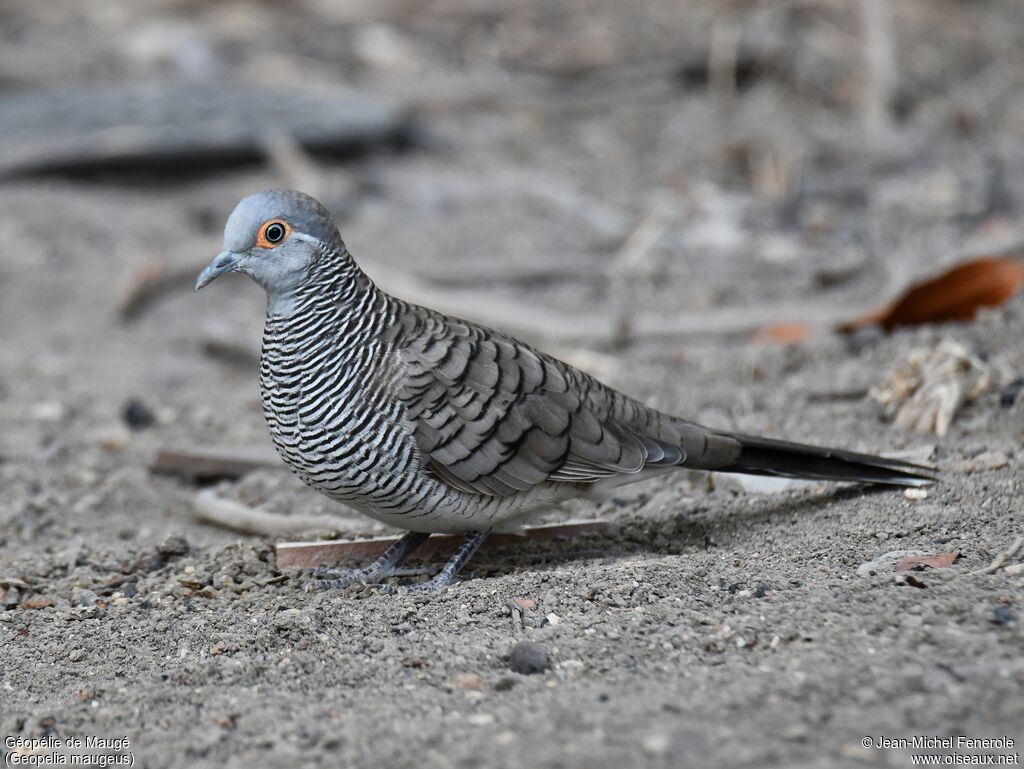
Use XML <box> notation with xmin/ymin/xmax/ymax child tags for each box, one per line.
<box><xmin>859</xmin><ymin>0</ymin><xmax>896</xmax><ymax>144</ymax></box>
<box><xmin>193</xmin><ymin>489</ymin><xmax>365</xmax><ymax>536</ymax></box>
<box><xmin>152</xmin><ymin>446</ymin><xmax>281</xmax><ymax>482</ymax></box>
<box><xmin>969</xmin><ymin>535</ymin><xmax>1024</xmax><ymax>576</ymax></box>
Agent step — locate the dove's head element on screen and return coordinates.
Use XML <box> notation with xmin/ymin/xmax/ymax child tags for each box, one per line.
<box><xmin>196</xmin><ymin>190</ymin><xmax>349</xmax><ymax>308</ymax></box>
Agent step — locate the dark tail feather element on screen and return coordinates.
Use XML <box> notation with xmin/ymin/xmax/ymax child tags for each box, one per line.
<box><xmin>720</xmin><ymin>433</ymin><xmax>936</xmax><ymax>487</ymax></box>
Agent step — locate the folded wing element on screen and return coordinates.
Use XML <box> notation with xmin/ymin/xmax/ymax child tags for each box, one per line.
<box><xmin>395</xmin><ymin>312</ymin><xmax>685</xmax><ymax>497</ymax></box>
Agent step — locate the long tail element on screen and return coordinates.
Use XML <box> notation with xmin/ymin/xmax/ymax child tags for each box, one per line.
<box><xmin>713</xmin><ymin>432</ymin><xmax>936</xmax><ymax>487</ymax></box>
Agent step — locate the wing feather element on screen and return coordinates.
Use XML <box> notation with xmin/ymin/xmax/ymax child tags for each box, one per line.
<box><xmin>394</xmin><ymin>310</ymin><xmax>686</xmax><ymax>496</ymax></box>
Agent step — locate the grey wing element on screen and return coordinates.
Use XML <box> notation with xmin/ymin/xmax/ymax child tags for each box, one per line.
<box><xmin>394</xmin><ymin>312</ymin><xmax>688</xmax><ymax>497</ymax></box>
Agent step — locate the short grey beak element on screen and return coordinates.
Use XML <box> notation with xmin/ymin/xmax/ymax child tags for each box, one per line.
<box><xmin>195</xmin><ymin>251</ymin><xmax>242</xmax><ymax>291</ymax></box>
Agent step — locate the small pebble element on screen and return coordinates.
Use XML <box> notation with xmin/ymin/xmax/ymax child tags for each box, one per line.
<box><xmin>508</xmin><ymin>640</ymin><xmax>549</xmax><ymax>675</ymax></box>
<box><xmin>558</xmin><ymin>659</ymin><xmax>585</xmax><ymax>678</ymax></box>
<box><xmin>30</xmin><ymin>401</ymin><xmax>66</xmax><ymax>422</ymax></box>
<box><xmin>272</xmin><ymin>608</ymin><xmax>304</xmax><ymax>629</ymax></box>
<box><xmin>19</xmin><ymin>596</ymin><xmax>55</xmax><ymax>609</ymax></box>
<box><xmin>453</xmin><ymin>672</ymin><xmax>485</xmax><ymax>691</ymax></box>
<box><xmin>95</xmin><ymin>426</ymin><xmax>131</xmax><ymax>451</ymax></box>
<box><xmin>641</xmin><ymin>732</ymin><xmax>671</xmax><ymax>757</ymax></box>
<box><xmin>992</xmin><ymin>606</ymin><xmax>1017</xmax><ymax>626</ymax></box>
<box><xmin>72</xmin><ymin>589</ymin><xmax>100</xmax><ymax>607</ymax></box>
<box><xmin>123</xmin><ymin>398</ymin><xmax>156</xmax><ymax>429</ymax></box>
<box><xmin>157</xmin><ymin>535</ymin><xmax>190</xmax><ymax>558</ymax></box>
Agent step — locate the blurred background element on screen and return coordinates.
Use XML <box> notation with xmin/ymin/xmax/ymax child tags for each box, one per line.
<box><xmin>3</xmin><ymin>3</ymin><xmax>1024</xmax><ymax>766</ymax></box>
<box><xmin>1</xmin><ymin>0</ymin><xmax>1023</xmax><ymax>541</ymax></box>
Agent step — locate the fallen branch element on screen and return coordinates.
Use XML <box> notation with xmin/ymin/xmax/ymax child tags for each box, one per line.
<box><xmin>275</xmin><ymin>520</ymin><xmax>614</xmax><ymax>569</ymax></box>
<box><xmin>193</xmin><ymin>489</ymin><xmax>365</xmax><ymax>536</ymax></box>
<box><xmin>152</xmin><ymin>446</ymin><xmax>281</xmax><ymax>482</ymax></box>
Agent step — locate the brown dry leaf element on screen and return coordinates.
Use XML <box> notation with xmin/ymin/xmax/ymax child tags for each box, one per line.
<box><xmin>19</xmin><ymin>597</ymin><xmax>56</xmax><ymax>609</ymax></box>
<box><xmin>751</xmin><ymin>321</ymin><xmax>817</xmax><ymax>345</ymax></box>
<box><xmin>895</xmin><ymin>552</ymin><xmax>960</xmax><ymax>571</ymax></box>
<box><xmin>839</xmin><ymin>256</ymin><xmax>1024</xmax><ymax>333</ymax></box>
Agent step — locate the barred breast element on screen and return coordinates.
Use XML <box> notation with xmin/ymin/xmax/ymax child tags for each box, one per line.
<box><xmin>258</xmin><ymin>274</ymin><xmax>547</xmax><ymax>532</ymax></box>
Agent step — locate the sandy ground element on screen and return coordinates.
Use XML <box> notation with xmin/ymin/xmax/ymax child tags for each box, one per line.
<box><xmin>1</xmin><ymin>2</ymin><xmax>1023</xmax><ymax>767</ymax></box>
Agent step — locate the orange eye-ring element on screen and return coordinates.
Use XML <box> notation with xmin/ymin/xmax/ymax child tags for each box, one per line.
<box><xmin>256</xmin><ymin>219</ymin><xmax>292</xmax><ymax>249</ymax></box>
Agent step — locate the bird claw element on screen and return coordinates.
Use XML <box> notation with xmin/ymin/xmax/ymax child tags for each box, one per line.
<box><xmin>304</xmin><ymin>531</ymin><xmax>486</xmax><ymax>595</ymax></box>
<box><xmin>306</xmin><ymin>566</ymin><xmax>365</xmax><ymax>591</ymax></box>
<box><xmin>366</xmin><ymin>582</ymin><xmax>400</xmax><ymax>595</ymax></box>
<box><xmin>306</xmin><ymin>576</ymin><xmax>358</xmax><ymax>592</ymax></box>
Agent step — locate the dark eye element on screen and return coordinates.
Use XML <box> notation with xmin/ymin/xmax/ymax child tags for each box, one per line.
<box><xmin>264</xmin><ymin>222</ymin><xmax>286</xmax><ymax>243</ymax></box>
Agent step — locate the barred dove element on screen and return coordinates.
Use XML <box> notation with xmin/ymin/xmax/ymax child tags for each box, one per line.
<box><xmin>196</xmin><ymin>190</ymin><xmax>933</xmax><ymax>592</ymax></box>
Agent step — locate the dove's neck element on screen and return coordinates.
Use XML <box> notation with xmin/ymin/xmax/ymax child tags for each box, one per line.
<box><xmin>263</xmin><ymin>252</ymin><xmax>394</xmax><ymax>366</ymax></box>
<box><xmin>265</xmin><ymin>250</ymin><xmax>377</xmax><ymax>321</ymax></box>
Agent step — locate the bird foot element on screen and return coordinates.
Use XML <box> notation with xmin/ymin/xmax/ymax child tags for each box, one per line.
<box><xmin>305</xmin><ymin>530</ymin><xmax>489</xmax><ymax>594</ymax></box>
<box><xmin>306</xmin><ymin>566</ymin><xmax>363</xmax><ymax>591</ymax></box>
<box><xmin>305</xmin><ymin>532</ymin><xmax>432</xmax><ymax>591</ymax></box>
<box><xmin>368</xmin><ymin>572</ymin><xmax>462</xmax><ymax>595</ymax></box>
